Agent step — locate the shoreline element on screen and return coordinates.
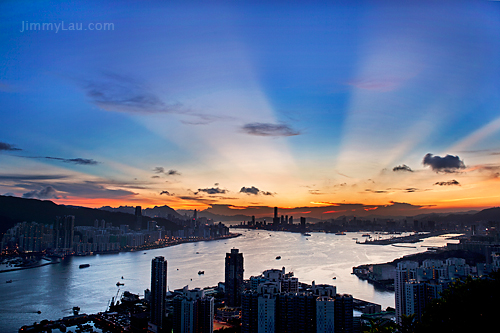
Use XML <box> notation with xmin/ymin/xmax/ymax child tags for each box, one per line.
<box><xmin>1</xmin><ymin>233</ymin><xmax>241</xmax><ymax>274</ymax></box>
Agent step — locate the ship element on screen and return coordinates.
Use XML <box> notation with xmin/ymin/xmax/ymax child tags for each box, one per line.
<box><xmin>79</xmin><ymin>264</ymin><xmax>90</xmax><ymax>269</ymax></box>
<box><xmin>335</xmin><ymin>232</ymin><xmax>346</xmax><ymax>235</ymax></box>
<box><xmin>362</xmin><ymin>234</ymin><xmax>371</xmax><ymax>237</ymax></box>
<box><xmin>198</xmin><ymin>271</ymin><xmax>204</xmax><ymax>275</ymax></box>
<box><xmin>276</xmin><ymin>256</ymin><xmax>281</xmax><ymax>260</ymax></box>
<box><xmin>303</xmin><ymin>233</ymin><xmax>311</xmax><ymax>236</ymax></box>
<box><xmin>116</xmin><ymin>282</ymin><xmax>124</xmax><ymax>286</ymax></box>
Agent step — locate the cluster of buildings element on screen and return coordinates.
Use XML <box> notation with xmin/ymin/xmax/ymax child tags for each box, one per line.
<box><xmin>1</xmin><ymin>211</ymin><xmax>230</xmax><ymax>256</ymax></box>
<box><xmin>236</xmin><ymin>207</ymin><xmax>308</xmax><ymax>232</ymax></box>
<box><xmin>147</xmin><ymin>248</ymin><xmax>357</xmax><ymax>333</ymax></box>
<box><xmin>395</xmin><ymin>254</ymin><xmax>500</xmax><ymax>324</ymax></box>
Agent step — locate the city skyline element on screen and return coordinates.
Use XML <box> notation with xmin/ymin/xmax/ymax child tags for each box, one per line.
<box><xmin>1</xmin><ymin>1</ymin><xmax>500</xmax><ymax>217</ymax></box>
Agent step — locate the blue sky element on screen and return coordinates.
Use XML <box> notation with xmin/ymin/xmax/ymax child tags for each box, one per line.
<box><xmin>1</xmin><ymin>0</ymin><xmax>500</xmax><ymax>217</ymax></box>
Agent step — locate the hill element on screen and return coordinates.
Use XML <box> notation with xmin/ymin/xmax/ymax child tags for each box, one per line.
<box><xmin>0</xmin><ymin>195</ymin><xmax>180</xmax><ymax>235</ymax></box>
<box><xmin>100</xmin><ymin>205</ymin><xmax>183</xmax><ymax>219</ymax></box>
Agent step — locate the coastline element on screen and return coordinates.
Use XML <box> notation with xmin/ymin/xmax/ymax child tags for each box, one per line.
<box><xmin>1</xmin><ymin>233</ymin><xmax>241</xmax><ymax>273</ymax></box>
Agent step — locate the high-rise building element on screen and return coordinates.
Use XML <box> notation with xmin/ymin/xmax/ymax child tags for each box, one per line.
<box><xmin>395</xmin><ymin>261</ymin><xmax>418</xmax><ymax>325</ymax></box>
<box><xmin>53</xmin><ymin>215</ymin><xmax>74</xmax><ymax>250</ymax></box>
<box><xmin>334</xmin><ymin>294</ymin><xmax>353</xmax><ymax>333</ymax></box>
<box><xmin>225</xmin><ymin>248</ymin><xmax>244</xmax><ymax>307</ymax></box>
<box><xmin>300</xmin><ymin>217</ymin><xmax>306</xmax><ymax>230</ymax></box>
<box><xmin>150</xmin><ymin>256</ymin><xmax>167</xmax><ymax>333</ymax></box>
<box><xmin>135</xmin><ymin>206</ymin><xmax>142</xmax><ymax>231</ymax></box>
<box><xmin>173</xmin><ymin>286</ymin><xmax>214</xmax><ymax>333</ymax></box>
<box><xmin>273</xmin><ymin>207</ymin><xmax>280</xmax><ymax>226</ymax></box>
<box><xmin>316</xmin><ymin>296</ymin><xmax>335</xmax><ymax>333</ymax></box>
<box><xmin>241</xmin><ymin>291</ymin><xmax>259</xmax><ymax>333</ymax></box>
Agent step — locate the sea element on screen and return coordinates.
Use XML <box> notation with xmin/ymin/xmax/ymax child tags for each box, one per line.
<box><xmin>0</xmin><ymin>229</ymin><xmax>460</xmax><ymax>332</ymax></box>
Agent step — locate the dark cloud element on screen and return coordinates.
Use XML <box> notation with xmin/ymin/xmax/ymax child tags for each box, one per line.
<box><xmin>0</xmin><ymin>142</ymin><xmax>22</xmax><ymax>151</ymax></box>
<box><xmin>240</xmin><ymin>186</ymin><xmax>274</xmax><ymax>196</ymax></box>
<box><xmin>241</xmin><ymin>123</ymin><xmax>300</xmax><ymax>137</ymax></box>
<box><xmin>44</xmin><ymin>157</ymin><xmax>99</xmax><ymax>165</ymax></box>
<box><xmin>365</xmin><ymin>189</ymin><xmax>390</xmax><ymax>194</ymax></box>
<box><xmin>0</xmin><ymin>174</ymin><xmax>68</xmax><ymax>181</ymax></box>
<box><xmin>160</xmin><ymin>190</ymin><xmax>174</xmax><ymax>196</ymax></box>
<box><xmin>423</xmin><ymin>153</ymin><xmax>465</xmax><ymax>172</ymax></box>
<box><xmin>393</xmin><ymin>164</ymin><xmax>413</xmax><ymax>172</ymax></box>
<box><xmin>153</xmin><ymin>167</ymin><xmax>165</xmax><ymax>174</ymax></box>
<box><xmin>434</xmin><ymin>180</ymin><xmax>460</xmax><ymax>186</ymax></box>
<box><xmin>153</xmin><ymin>167</ymin><xmax>181</xmax><ymax>176</ymax></box>
<box><xmin>197</xmin><ymin>187</ymin><xmax>227</xmax><ymax>195</ymax></box>
<box><xmin>22</xmin><ymin>186</ymin><xmax>60</xmax><ymax>199</ymax></box>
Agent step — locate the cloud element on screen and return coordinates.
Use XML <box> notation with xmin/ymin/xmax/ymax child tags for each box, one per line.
<box><xmin>422</xmin><ymin>153</ymin><xmax>465</xmax><ymax>172</ymax></box>
<box><xmin>0</xmin><ymin>142</ymin><xmax>22</xmax><ymax>151</ymax></box>
<box><xmin>197</xmin><ymin>187</ymin><xmax>227</xmax><ymax>195</ymax></box>
<box><xmin>160</xmin><ymin>190</ymin><xmax>174</xmax><ymax>196</ymax></box>
<box><xmin>241</xmin><ymin>123</ymin><xmax>300</xmax><ymax>137</ymax></box>
<box><xmin>239</xmin><ymin>186</ymin><xmax>274</xmax><ymax>196</ymax></box>
<box><xmin>153</xmin><ymin>167</ymin><xmax>165</xmax><ymax>174</ymax></box>
<box><xmin>22</xmin><ymin>186</ymin><xmax>60</xmax><ymax>199</ymax></box>
<box><xmin>153</xmin><ymin>167</ymin><xmax>181</xmax><ymax>176</ymax></box>
<box><xmin>434</xmin><ymin>180</ymin><xmax>460</xmax><ymax>186</ymax></box>
<box><xmin>309</xmin><ymin>190</ymin><xmax>325</xmax><ymax>195</ymax></box>
<box><xmin>0</xmin><ymin>174</ymin><xmax>68</xmax><ymax>181</ymax></box>
<box><xmin>365</xmin><ymin>189</ymin><xmax>390</xmax><ymax>194</ymax></box>
<box><xmin>83</xmin><ymin>72</ymin><xmax>180</xmax><ymax>114</ymax></box>
<box><xmin>393</xmin><ymin>164</ymin><xmax>413</xmax><ymax>172</ymax></box>
<box><xmin>82</xmin><ymin>72</ymin><xmax>228</xmax><ymax>125</ymax></box>
<box><xmin>44</xmin><ymin>157</ymin><xmax>99</xmax><ymax>165</ymax></box>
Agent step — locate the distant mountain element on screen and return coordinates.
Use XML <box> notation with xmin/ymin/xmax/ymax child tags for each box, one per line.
<box><xmin>100</xmin><ymin>205</ymin><xmax>183</xmax><ymax>219</ymax></box>
<box><xmin>0</xmin><ymin>196</ymin><xmax>180</xmax><ymax>236</ymax></box>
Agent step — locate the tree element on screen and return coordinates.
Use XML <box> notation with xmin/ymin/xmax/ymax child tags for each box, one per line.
<box><xmin>417</xmin><ymin>271</ymin><xmax>500</xmax><ymax>333</ymax></box>
<box><xmin>362</xmin><ymin>317</ymin><xmax>397</xmax><ymax>333</ymax></box>
<box><xmin>398</xmin><ymin>314</ymin><xmax>417</xmax><ymax>333</ymax></box>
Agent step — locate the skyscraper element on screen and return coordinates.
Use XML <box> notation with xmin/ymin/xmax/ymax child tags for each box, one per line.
<box><xmin>395</xmin><ymin>261</ymin><xmax>418</xmax><ymax>325</ymax></box>
<box><xmin>225</xmin><ymin>248</ymin><xmax>244</xmax><ymax>307</ymax></box>
<box><xmin>150</xmin><ymin>256</ymin><xmax>167</xmax><ymax>333</ymax></box>
<box><xmin>135</xmin><ymin>206</ymin><xmax>142</xmax><ymax>231</ymax></box>
<box><xmin>334</xmin><ymin>294</ymin><xmax>353</xmax><ymax>333</ymax></box>
<box><xmin>53</xmin><ymin>215</ymin><xmax>74</xmax><ymax>250</ymax></box>
<box><xmin>173</xmin><ymin>286</ymin><xmax>214</xmax><ymax>333</ymax></box>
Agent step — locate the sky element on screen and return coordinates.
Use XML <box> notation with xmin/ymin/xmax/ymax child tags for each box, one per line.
<box><xmin>1</xmin><ymin>0</ymin><xmax>500</xmax><ymax>219</ymax></box>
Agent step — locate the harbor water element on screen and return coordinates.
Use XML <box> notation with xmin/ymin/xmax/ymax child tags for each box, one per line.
<box><xmin>0</xmin><ymin>229</ymin><xmax>459</xmax><ymax>332</ymax></box>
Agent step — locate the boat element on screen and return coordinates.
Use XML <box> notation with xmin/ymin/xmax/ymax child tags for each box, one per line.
<box><xmin>6</xmin><ymin>280</ymin><xmax>12</xmax><ymax>283</ymax></box>
<box><xmin>276</xmin><ymin>256</ymin><xmax>281</xmax><ymax>260</ymax></box>
<box><xmin>116</xmin><ymin>282</ymin><xmax>124</xmax><ymax>286</ymax></box>
<box><xmin>332</xmin><ymin>277</ymin><xmax>336</xmax><ymax>280</ymax></box>
<box><xmin>79</xmin><ymin>264</ymin><xmax>90</xmax><ymax>269</ymax></box>
<box><xmin>198</xmin><ymin>271</ymin><xmax>204</xmax><ymax>275</ymax></box>
<box><xmin>303</xmin><ymin>233</ymin><xmax>311</xmax><ymax>236</ymax></box>
<box><xmin>335</xmin><ymin>232</ymin><xmax>346</xmax><ymax>235</ymax></box>
<box><xmin>362</xmin><ymin>234</ymin><xmax>371</xmax><ymax>237</ymax></box>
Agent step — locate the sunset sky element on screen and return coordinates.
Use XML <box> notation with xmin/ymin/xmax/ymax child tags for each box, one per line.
<box><xmin>1</xmin><ymin>1</ymin><xmax>500</xmax><ymax>218</ymax></box>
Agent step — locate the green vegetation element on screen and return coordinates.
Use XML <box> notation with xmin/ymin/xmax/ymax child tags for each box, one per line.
<box><xmin>362</xmin><ymin>271</ymin><xmax>500</xmax><ymax>333</ymax></box>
